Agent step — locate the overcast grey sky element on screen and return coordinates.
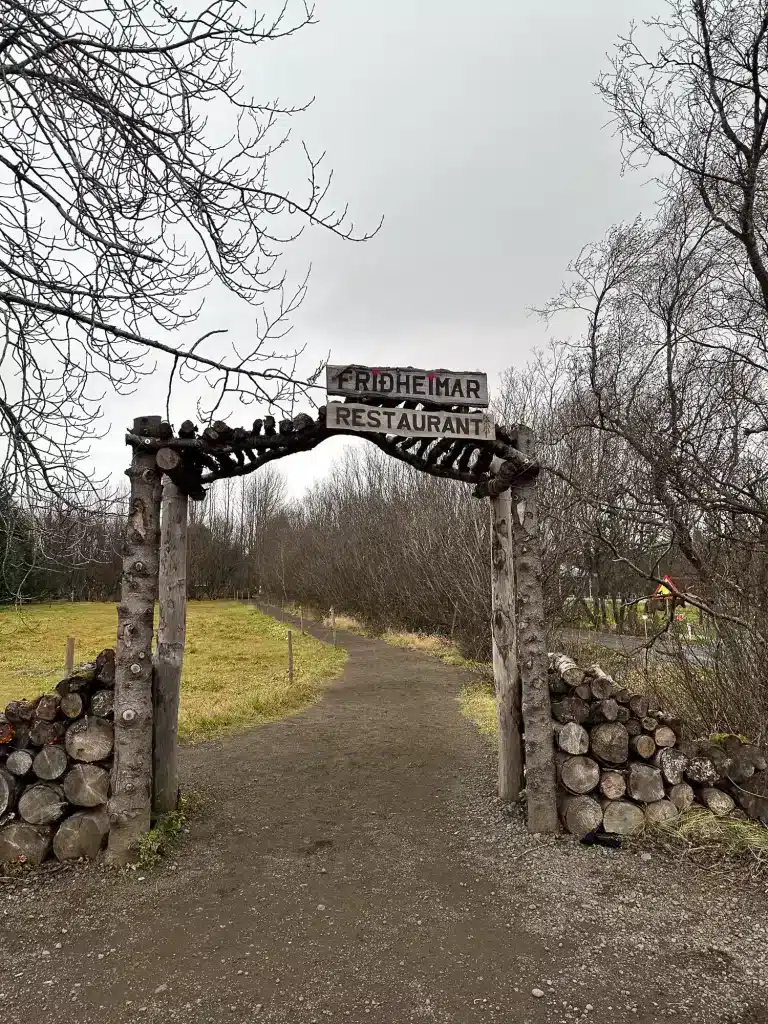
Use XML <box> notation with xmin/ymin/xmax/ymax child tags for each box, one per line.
<box><xmin>103</xmin><ymin>0</ymin><xmax>663</xmax><ymax>495</ymax></box>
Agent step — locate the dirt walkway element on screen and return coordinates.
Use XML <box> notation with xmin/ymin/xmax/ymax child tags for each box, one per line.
<box><xmin>1</xmin><ymin>612</ymin><xmax>767</xmax><ymax>1024</ymax></box>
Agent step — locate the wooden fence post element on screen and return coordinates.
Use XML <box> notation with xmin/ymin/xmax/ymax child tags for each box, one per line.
<box><xmin>152</xmin><ymin>475</ymin><xmax>188</xmax><ymax>816</ymax></box>
<box><xmin>106</xmin><ymin>416</ymin><xmax>163</xmax><ymax>865</ymax></box>
<box><xmin>490</xmin><ymin>489</ymin><xmax>523</xmax><ymax>801</ymax></box>
<box><xmin>65</xmin><ymin>636</ymin><xmax>75</xmax><ymax>675</ymax></box>
<box><xmin>287</xmin><ymin>629</ymin><xmax>294</xmax><ymax>682</ymax></box>
<box><xmin>509</xmin><ymin>425</ymin><xmax>558</xmax><ymax>833</ymax></box>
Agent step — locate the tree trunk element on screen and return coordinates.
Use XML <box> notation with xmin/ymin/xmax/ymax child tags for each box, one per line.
<box><xmin>509</xmin><ymin>431</ymin><xmax>558</xmax><ymax>834</ymax></box>
<box><xmin>63</xmin><ymin>764</ymin><xmax>110</xmax><ymax>807</ymax></box>
<box><xmin>107</xmin><ymin>415</ymin><xmax>163</xmax><ymax>865</ymax></box>
<box><xmin>153</xmin><ymin>476</ymin><xmax>189</xmax><ymax>816</ymax></box>
<box><xmin>0</xmin><ymin>823</ymin><xmax>52</xmax><ymax>865</ymax></box>
<box><xmin>53</xmin><ymin>808</ymin><xmax>110</xmax><ymax>861</ymax></box>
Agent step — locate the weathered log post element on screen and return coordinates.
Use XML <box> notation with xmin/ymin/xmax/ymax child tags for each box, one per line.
<box><xmin>490</xmin><ymin>488</ymin><xmax>523</xmax><ymax>801</ymax></box>
<box><xmin>509</xmin><ymin>426</ymin><xmax>559</xmax><ymax>834</ymax></box>
<box><xmin>106</xmin><ymin>416</ymin><xmax>163</xmax><ymax>865</ymax></box>
<box><xmin>152</xmin><ymin>473</ymin><xmax>189</xmax><ymax>816</ymax></box>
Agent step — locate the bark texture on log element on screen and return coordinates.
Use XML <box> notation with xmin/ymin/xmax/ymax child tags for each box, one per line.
<box><xmin>698</xmin><ymin>787</ymin><xmax>735</xmax><ymax>816</ymax></box>
<box><xmin>90</xmin><ymin>690</ymin><xmax>114</xmax><ymax>718</ymax></box>
<box><xmin>656</xmin><ymin>747</ymin><xmax>688</xmax><ymax>785</ymax></box>
<box><xmin>685</xmin><ymin>757</ymin><xmax>717</xmax><ymax>785</ymax></box>
<box><xmin>153</xmin><ymin>476</ymin><xmax>189</xmax><ymax>816</ymax></box>
<box><xmin>489</xmin><ymin>490</ymin><xmax>522</xmax><ymax>803</ymax></box>
<box><xmin>549</xmin><ymin>654</ymin><xmax>584</xmax><ymax>689</ymax></box>
<box><xmin>510</xmin><ymin>433</ymin><xmax>558</xmax><ymax>834</ymax></box>
<box><xmin>0</xmin><ymin>823</ymin><xmax>52</xmax><ymax>865</ymax></box>
<box><xmin>107</xmin><ymin>415</ymin><xmax>163</xmax><ymax>865</ymax></box>
<box><xmin>552</xmin><ymin>696</ymin><xmax>589</xmax><ymax>724</ymax></box>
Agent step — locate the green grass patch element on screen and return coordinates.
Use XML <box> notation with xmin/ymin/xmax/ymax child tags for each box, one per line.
<box><xmin>0</xmin><ymin>601</ymin><xmax>347</xmax><ymax>740</ymax></box>
<box><xmin>457</xmin><ymin>680</ymin><xmax>497</xmax><ymax>742</ymax></box>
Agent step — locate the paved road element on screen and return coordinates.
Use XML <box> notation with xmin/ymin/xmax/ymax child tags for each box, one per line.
<box><xmin>558</xmin><ymin>628</ymin><xmax>714</xmax><ymax>666</ymax></box>
<box><xmin>0</xmin><ymin>611</ymin><xmax>763</xmax><ymax>1024</ymax></box>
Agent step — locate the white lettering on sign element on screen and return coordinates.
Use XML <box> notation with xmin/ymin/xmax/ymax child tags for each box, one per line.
<box><xmin>325</xmin><ymin>402</ymin><xmax>495</xmax><ymax>440</ymax></box>
<box><xmin>326</xmin><ymin>365</ymin><xmax>489</xmax><ymax>408</ymax></box>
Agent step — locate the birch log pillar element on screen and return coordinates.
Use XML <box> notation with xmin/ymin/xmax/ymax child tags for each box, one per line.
<box><xmin>509</xmin><ymin>425</ymin><xmax>559</xmax><ymax>833</ymax></box>
<box><xmin>490</xmin><ymin>488</ymin><xmax>523</xmax><ymax>801</ymax></box>
<box><xmin>106</xmin><ymin>416</ymin><xmax>163</xmax><ymax>865</ymax></box>
<box><xmin>152</xmin><ymin>476</ymin><xmax>188</xmax><ymax>816</ymax></box>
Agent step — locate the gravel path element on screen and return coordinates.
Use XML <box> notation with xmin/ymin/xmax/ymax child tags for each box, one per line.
<box><xmin>1</xmin><ymin>611</ymin><xmax>766</xmax><ymax>1024</ymax></box>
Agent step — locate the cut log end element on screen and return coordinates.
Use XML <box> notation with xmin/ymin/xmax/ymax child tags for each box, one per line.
<box><xmin>561</xmin><ymin>794</ymin><xmax>602</xmax><ymax>837</ymax></box>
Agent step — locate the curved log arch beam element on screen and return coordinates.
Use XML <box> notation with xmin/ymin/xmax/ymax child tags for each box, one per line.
<box><xmin>126</xmin><ymin>420</ymin><xmax>536</xmax><ymax>494</ymax></box>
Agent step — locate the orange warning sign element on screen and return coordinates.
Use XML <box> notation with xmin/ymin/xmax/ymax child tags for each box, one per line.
<box><xmin>653</xmin><ymin>575</ymin><xmax>679</xmax><ymax>600</ymax></box>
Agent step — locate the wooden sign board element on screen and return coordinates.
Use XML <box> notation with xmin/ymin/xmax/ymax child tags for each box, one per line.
<box><xmin>326</xmin><ymin>365</ymin><xmax>489</xmax><ymax>408</ymax></box>
<box><xmin>326</xmin><ymin>402</ymin><xmax>495</xmax><ymax>440</ymax></box>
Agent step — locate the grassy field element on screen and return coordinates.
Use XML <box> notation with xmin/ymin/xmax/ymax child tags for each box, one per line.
<box><xmin>0</xmin><ymin>601</ymin><xmax>347</xmax><ymax>741</ymax></box>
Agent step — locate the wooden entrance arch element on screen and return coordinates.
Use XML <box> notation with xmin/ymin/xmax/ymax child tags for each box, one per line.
<box><xmin>107</xmin><ymin>404</ymin><xmax>557</xmax><ymax>864</ymax></box>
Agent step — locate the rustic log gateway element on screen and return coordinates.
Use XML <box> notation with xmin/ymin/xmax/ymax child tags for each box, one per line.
<box><xmin>107</xmin><ymin>366</ymin><xmax>558</xmax><ymax>864</ymax></box>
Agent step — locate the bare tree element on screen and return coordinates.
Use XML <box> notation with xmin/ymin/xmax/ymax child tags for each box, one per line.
<box><xmin>599</xmin><ymin>0</ymin><xmax>768</xmax><ymax>427</ymax></box>
<box><xmin>0</xmin><ymin>0</ymin><xmax>372</xmax><ymax>508</ymax></box>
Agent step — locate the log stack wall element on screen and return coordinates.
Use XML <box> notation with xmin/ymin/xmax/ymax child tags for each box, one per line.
<box><xmin>549</xmin><ymin>653</ymin><xmax>768</xmax><ymax>835</ymax></box>
<box><xmin>0</xmin><ymin>649</ymin><xmax>116</xmax><ymax>866</ymax></box>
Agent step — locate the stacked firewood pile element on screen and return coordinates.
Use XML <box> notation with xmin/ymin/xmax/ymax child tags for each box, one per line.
<box><xmin>550</xmin><ymin>653</ymin><xmax>768</xmax><ymax>836</ymax></box>
<box><xmin>0</xmin><ymin>649</ymin><xmax>115</xmax><ymax>866</ymax></box>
